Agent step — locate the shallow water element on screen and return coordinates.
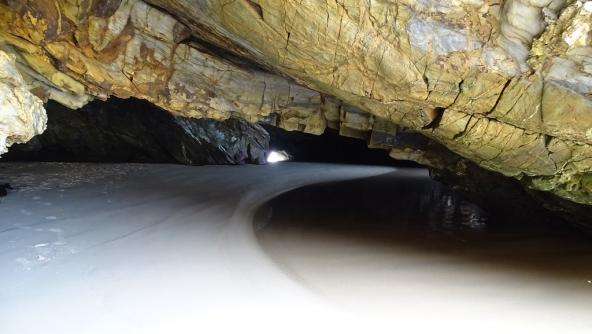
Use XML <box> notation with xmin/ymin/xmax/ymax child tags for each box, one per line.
<box><xmin>257</xmin><ymin>169</ymin><xmax>592</xmax><ymax>332</ymax></box>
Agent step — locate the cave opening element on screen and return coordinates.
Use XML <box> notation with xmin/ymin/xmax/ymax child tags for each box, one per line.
<box><xmin>2</xmin><ymin>97</ymin><xmax>411</xmax><ymax>167</ymax></box>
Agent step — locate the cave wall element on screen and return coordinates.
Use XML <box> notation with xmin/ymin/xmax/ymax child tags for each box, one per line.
<box><xmin>3</xmin><ymin>98</ymin><xmax>269</xmax><ymax>165</ymax></box>
<box><xmin>0</xmin><ymin>1</ymin><xmax>592</xmax><ymax>207</ymax></box>
<box><xmin>143</xmin><ymin>0</ymin><xmax>592</xmax><ymax>205</ymax></box>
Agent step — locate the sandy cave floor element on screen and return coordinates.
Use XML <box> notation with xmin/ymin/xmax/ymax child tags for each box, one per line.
<box><xmin>0</xmin><ymin>162</ymin><xmax>591</xmax><ymax>334</ymax></box>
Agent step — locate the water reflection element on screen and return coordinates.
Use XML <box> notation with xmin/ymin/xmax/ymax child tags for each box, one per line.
<box><xmin>256</xmin><ymin>169</ymin><xmax>592</xmax><ymax>328</ymax></box>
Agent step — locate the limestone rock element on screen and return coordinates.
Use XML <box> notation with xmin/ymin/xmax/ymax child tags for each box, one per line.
<box><xmin>0</xmin><ymin>50</ymin><xmax>46</xmax><ymax>156</ymax></box>
<box><xmin>1</xmin><ymin>0</ymin><xmax>592</xmax><ymax>206</ymax></box>
<box><xmin>0</xmin><ymin>0</ymin><xmax>325</xmax><ymax>131</ymax></box>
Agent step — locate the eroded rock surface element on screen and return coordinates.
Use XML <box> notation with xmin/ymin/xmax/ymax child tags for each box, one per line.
<box><xmin>0</xmin><ymin>50</ymin><xmax>46</xmax><ymax>155</ymax></box>
<box><xmin>1</xmin><ymin>0</ymin><xmax>592</xmax><ymax>206</ymax></box>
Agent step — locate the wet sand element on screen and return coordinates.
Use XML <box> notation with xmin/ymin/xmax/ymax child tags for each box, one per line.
<box><xmin>1</xmin><ymin>162</ymin><xmax>591</xmax><ymax>333</ymax></box>
<box><xmin>257</xmin><ymin>169</ymin><xmax>592</xmax><ymax>333</ymax></box>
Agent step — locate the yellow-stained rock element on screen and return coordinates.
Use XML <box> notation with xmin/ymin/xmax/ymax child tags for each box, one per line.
<box><xmin>2</xmin><ymin>0</ymin><xmax>592</xmax><ymax>205</ymax></box>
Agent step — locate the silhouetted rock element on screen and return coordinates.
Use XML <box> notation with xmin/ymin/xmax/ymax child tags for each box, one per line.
<box><xmin>0</xmin><ymin>183</ymin><xmax>12</xmax><ymax>197</ymax></box>
<box><xmin>3</xmin><ymin>98</ymin><xmax>268</xmax><ymax>165</ymax></box>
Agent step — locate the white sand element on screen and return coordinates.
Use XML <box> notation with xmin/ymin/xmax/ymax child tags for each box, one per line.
<box><xmin>0</xmin><ymin>162</ymin><xmax>394</xmax><ymax>334</ymax></box>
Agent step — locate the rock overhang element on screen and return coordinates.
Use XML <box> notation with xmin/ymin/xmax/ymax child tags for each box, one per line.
<box><xmin>0</xmin><ymin>0</ymin><xmax>592</xmax><ymax>208</ymax></box>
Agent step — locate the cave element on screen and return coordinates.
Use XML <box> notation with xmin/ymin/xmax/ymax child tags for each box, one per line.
<box><xmin>1</xmin><ymin>1</ymin><xmax>592</xmax><ymax>333</ymax></box>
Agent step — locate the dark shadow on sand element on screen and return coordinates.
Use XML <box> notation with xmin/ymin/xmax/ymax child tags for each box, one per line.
<box><xmin>256</xmin><ymin>169</ymin><xmax>592</xmax><ymax>282</ymax></box>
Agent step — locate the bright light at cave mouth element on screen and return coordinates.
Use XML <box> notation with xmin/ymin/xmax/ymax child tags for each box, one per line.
<box><xmin>267</xmin><ymin>150</ymin><xmax>289</xmax><ymax>163</ymax></box>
